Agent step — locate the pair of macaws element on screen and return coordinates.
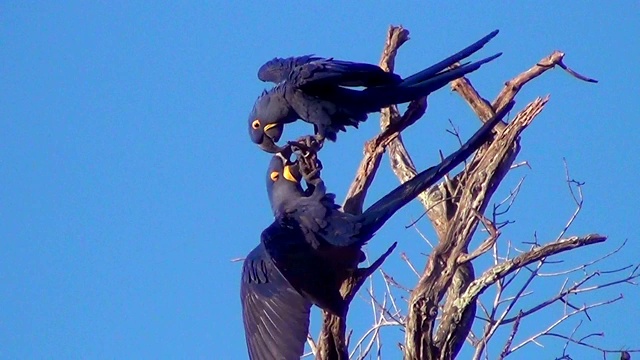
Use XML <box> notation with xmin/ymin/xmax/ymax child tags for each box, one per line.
<box><xmin>240</xmin><ymin>30</ymin><xmax>509</xmax><ymax>360</ymax></box>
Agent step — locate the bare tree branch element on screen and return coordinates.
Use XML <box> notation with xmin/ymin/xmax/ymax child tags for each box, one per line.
<box><xmin>466</xmin><ymin>235</ymin><xmax>606</xmax><ymax>304</ymax></box>
<box><xmin>404</xmin><ymin>97</ymin><xmax>549</xmax><ymax>360</ymax></box>
<box><xmin>342</xmin><ymin>26</ymin><xmax>425</xmax><ymax>215</ymax></box>
<box><xmin>306</xmin><ymin>26</ymin><xmax>623</xmax><ymax>360</ymax></box>
<box><xmin>498</xmin><ymin>311</ymin><xmax>522</xmax><ymax>360</ymax></box>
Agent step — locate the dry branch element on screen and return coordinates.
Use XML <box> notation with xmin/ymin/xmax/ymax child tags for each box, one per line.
<box><xmin>403</xmin><ymin>97</ymin><xmax>549</xmax><ymax>360</ymax></box>
<box><xmin>309</xmin><ymin>25</ymin><xmax>618</xmax><ymax>360</ymax></box>
<box><xmin>397</xmin><ymin>41</ymin><xmax>601</xmax><ymax>360</ymax></box>
<box><xmin>464</xmin><ymin>234</ymin><xmax>607</xmax><ymax>312</ymax></box>
<box><xmin>452</xmin><ymin>50</ymin><xmax>597</xmax><ymax>127</ymax></box>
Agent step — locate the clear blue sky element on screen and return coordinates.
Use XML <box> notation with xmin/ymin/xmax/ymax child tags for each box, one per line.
<box><xmin>1</xmin><ymin>2</ymin><xmax>638</xmax><ymax>359</ymax></box>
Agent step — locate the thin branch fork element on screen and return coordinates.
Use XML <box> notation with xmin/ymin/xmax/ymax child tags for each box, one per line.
<box><xmin>497</xmin><ymin>310</ymin><xmax>522</xmax><ymax>360</ymax></box>
<box><xmin>458</xmin><ymin>211</ymin><xmax>501</xmax><ymax>264</ymax></box>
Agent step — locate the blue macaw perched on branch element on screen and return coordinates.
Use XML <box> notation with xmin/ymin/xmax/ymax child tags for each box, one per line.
<box><xmin>248</xmin><ymin>30</ymin><xmax>502</xmax><ymax>153</ymax></box>
<box><xmin>240</xmin><ymin>103</ymin><xmax>513</xmax><ymax>357</ymax></box>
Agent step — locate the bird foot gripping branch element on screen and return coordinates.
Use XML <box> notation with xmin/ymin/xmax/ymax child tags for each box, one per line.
<box><xmin>287</xmin><ymin>134</ymin><xmax>323</xmax><ymax>158</ymax></box>
<box><xmin>275</xmin><ymin>135</ymin><xmax>325</xmax><ymax>187</ymax></box>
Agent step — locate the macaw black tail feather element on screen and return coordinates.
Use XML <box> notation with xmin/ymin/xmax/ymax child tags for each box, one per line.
<box><xmin>360</xmin><ymin>53</ymin><xmax>501</xmax><ymax>111</ymax></box>
<box><xmin>401</xmin><ymin>30</ymin><xmax>500</xmax><ymax>87</ymax></box>
<box><xmin>357</xmin><ymin>101</ymin><xmax>515</xmax><ymax>239</ymax></box>
<box><xmin>404</xmin><ymin>52</ymin><xmax>501</xmax><ymax>91</ymax></box>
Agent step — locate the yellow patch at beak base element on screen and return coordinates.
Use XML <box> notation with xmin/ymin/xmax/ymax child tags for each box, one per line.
<box><xmin>283</xmin><ymin>165</ymin><xmax>298</xmax><ymax>183</ymax></box>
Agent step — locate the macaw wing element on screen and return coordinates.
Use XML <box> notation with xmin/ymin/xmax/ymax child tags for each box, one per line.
<box><xmin>258</xmin><ymin>55</ymin><xmax>322</xmax><ymax>84</ymax></box>
<box><xmin>241</xmin><ymin>243</ymin><xmax>311</xmax><ymax>360</ymax></box>
<box><xmin>289</xmin><ymin>193</ymin><xmax>361</xmax><ymax>247</ymax></box>
<box><xmin>261</xmin><ymin>221</ymin><xmax>345</xmax><ymax>315</ymax></box>
<box><xmin>289</xmin><ymin>58</ymin><xmax>401</xmax><ymax>90</ymax></box>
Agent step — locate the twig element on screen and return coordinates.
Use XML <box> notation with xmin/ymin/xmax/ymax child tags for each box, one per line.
<box><xmin>559</xmin><ymin>320</ymin><xmax>583</xmax><ymax>359</ymax></box>
<box><xmin>379</xmin><ymin>271</ymin><xmax>403</xmax><ymax>315</ymax></box>
<box><xmin>493</xmin><ymin>177</ymin><xmax>526</xmax><ymax>218</ymax></box>
<box><xmin>381</xmin><ymin>269</ymin><xmax>412</xmax><ymax>293</ymax></box>
<box><xmin>401</xmin><ymin>252</ymin><xmax>421</xmax><ymax>278</ymax></box>
<box><xmin>404</xmin><ymin>195</ymin><xmax>461</xmax><ymax>229</ymax></box>
<box><xmin>451</xmin><ymin>51</ymin><xmax>597</xmax><ymax>132</ymax></box>
<box><xmin>307</xmin><ymin>334</ymin><xmax>318</xmax><ymax>357</ymax></box>
<box><xmin>498</xmin><ymin>311</ymin><xmax>523</xmax><ymax>359</ymax></box>
<box><xmin>410</xmin><ymin>222</ymin><xmax>435</xmax><ymax>248</ymax></box>
<box><xmin>507</xmin><ymin>292</ymin><xmax>621</xmax><ymax>353</ymax></box>
<box><xmin>556</xmin><ymin>59</ymin><xmax>598</xmax><ymax>83</ymax></box>
<box><xmin>556</xmin><ymin>159</ymin><xmax>584</xmax><ymax>240</ymax></box>
<box><xmin>539</xmin><ymin>239</ymin><xmax>629</xmax><ymax>276</ymax></box>
<box><xmin>509</xmin><ymin>161</ymin><xmax>531</xmax><ymax>170</ymax></box>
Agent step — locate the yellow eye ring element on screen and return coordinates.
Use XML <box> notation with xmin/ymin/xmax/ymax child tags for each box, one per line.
<box><xmin>270</xmin><ymin>171</ymin><xmax>279</xmax><ymax>181</ymax></box>
<box><xmin>252</xmin><ymin>119</ymin><xmax>261</xmax><ymax>129</ymax></box>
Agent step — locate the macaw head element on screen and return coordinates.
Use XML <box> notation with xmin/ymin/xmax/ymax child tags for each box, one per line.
<box><xmin>248</xmin><ymin>90</ymin><xmax>289</xmax><ymax>153</ymax></box>
<box><xmin>265</xmin><ymin>154</ymin><xmax>304</xmax><ymax>216</ymax></box>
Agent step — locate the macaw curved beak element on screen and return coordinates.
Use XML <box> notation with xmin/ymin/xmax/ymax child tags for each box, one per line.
<box><xmin>258</xmin><ymin>123</ymin><xmax>285</xmax><ymax>153</ymax></box>
<box><xmin>264</xmin><ymin>123</ymin><xmax>284</xmax><ymax>142</ymax></box>
<box><xmin>258</xmin><ymin>136</ymin><xmax>284</xmax><ymax>153</ymax></box>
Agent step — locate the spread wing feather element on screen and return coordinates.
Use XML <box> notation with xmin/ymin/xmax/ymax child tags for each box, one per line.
<box><xmin>241</xmin><ymin>243</ymin><xmax>311</xmax><ymax>360</ymax></box>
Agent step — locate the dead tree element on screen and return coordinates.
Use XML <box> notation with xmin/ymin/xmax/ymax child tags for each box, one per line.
<box><xmin>306</xmin><ymin>26</ymin><xmax>638</xmax><ymax>360</ymax></box>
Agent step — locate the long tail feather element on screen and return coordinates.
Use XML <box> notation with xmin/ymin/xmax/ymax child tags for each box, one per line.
<box><xmin>362</xmin><ymin>53</ymin><xmax>500</xmax><ymax>109</ymax></box>
<box><xmin>402</xmin><ymin>30</ymin><xmax>500</xmax><ymax>87</ymax></box>
<box><xmin>406</xmin><ymin>53</ymin><xmax>501</xmax><ymax>90</ymax></box>
<box><xmin>358</xmin><ymin>101</ymin><xmax>515</xmax><ymax>238</ymax></box>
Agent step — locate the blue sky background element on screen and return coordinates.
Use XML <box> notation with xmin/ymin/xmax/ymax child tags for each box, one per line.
<box><xmin>1</xmin><ymin>2</ymin><xmax>638</xmax><ymax>359</ymax></box>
